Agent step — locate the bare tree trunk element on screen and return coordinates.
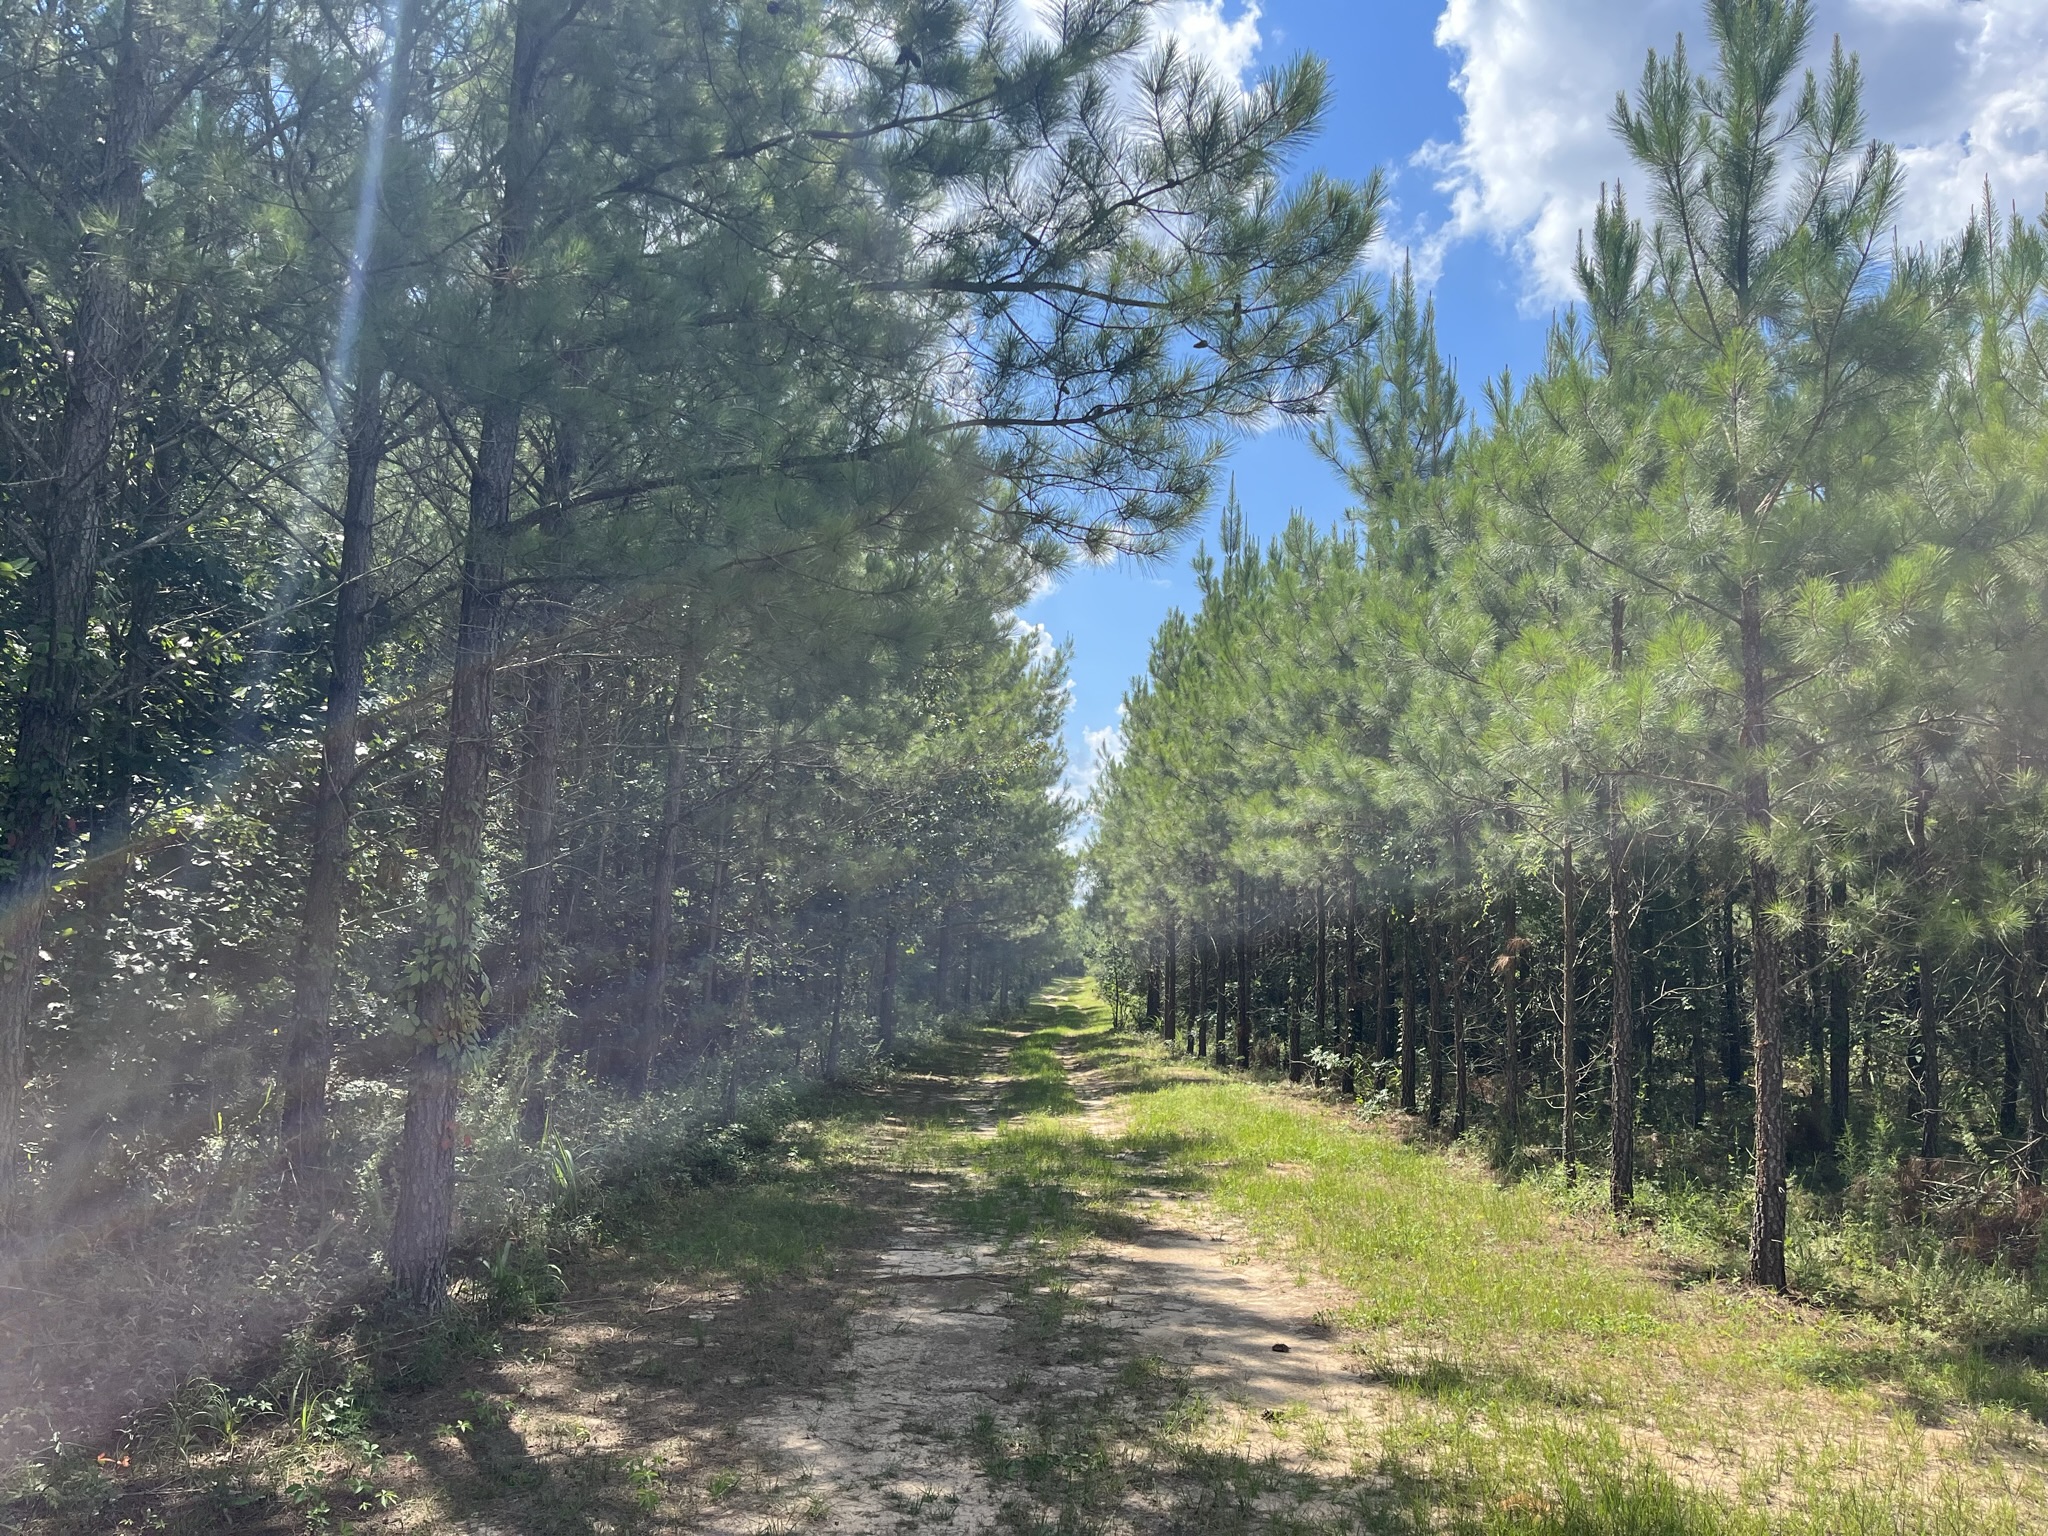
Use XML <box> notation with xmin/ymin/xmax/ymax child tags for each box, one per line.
<box><xmin>699</xmin><ymin>836</ymin><xmax>731</xmax><ymax>1020</ymax></box>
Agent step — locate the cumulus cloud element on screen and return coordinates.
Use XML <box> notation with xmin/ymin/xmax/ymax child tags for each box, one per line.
<box><xmin>1011</xmin><ymin>615</ymin><xmax>1060</xmax><ymax>669</ymax></box>
<box><xmin>1155</xmin><ymin>0</ymin><xmax>1264</xmax><ymax>84</ymax></box>
<box><xmin>1060</xmin><ymin>717</ymin><xmax>1127</xmax><ymax>811</ymax></box>
<box><xmin>1018</xmin><ymin>0</ymin><xmax>1263</xmax><ymax>87</ymax></box>
<box><xmin>1426</xmin><ymin>0</ymin><xmax>2048</xmax><ymax>305</ymax></box>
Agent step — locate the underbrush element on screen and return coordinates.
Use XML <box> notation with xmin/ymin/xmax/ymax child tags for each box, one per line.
<box><xmin>1161</xmin><ymin>1028</ymin><xmax>2048</xmax><ymax>1371</ymax></box>
<box><xmin>0</xmin><ymin>1028</ymin><xmax>904</xmax><ymax>1524</ymax></box>
<box><xmin>1513</xmin><ymin>1125</ymin><xmax>2048</xmax><ymax>1369</ymax></box>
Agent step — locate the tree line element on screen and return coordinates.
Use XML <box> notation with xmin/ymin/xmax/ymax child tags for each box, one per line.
<box><xmin>1089</xmin><ymin>0</ymin><xmax>2048</xmax><ymax>1292</ymax></box>
<box><xmin>0</xmin><ymin>0</ymin><xmax>1381</xmax><ymax>1397</ymax></box>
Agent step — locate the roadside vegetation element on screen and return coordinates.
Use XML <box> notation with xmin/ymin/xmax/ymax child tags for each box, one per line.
<box><xmin>9</xmin><ymin>982</ymin><xmax>2040</xmax><ymax>1532</ymax></box>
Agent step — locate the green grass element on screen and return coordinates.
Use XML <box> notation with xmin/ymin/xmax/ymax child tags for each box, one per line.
<box><xmin>963</xmin><ymin>981</ymin><xmax>2047</xmax><ymax>1535</ymax></box>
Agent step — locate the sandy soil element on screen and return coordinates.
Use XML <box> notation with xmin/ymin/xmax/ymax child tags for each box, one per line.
<box><xmin>685</xmin><ymin>1047</ymin><xmax>1394</xmax><ymax>1533</ymax></box>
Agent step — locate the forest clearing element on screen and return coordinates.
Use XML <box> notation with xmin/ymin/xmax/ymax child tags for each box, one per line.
<box><xmin>8</xmin><ymin>981</ymin><xmax>2038</xmax><ymax>1533</ymax></box>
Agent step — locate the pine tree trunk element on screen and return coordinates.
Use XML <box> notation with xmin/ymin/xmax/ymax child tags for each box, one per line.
<box><xmin>1426</xmin><ymin>914</ymin><xmax>1445</xmax><ymax>1127</ymax></box>
<box><xmin>1341</xmin><ymin>886</ymin><xmax>1359</xmax><ymax>1095</ymax></box>
<box><xmin>1376</xmin><ymin>906</ymin><xmax>1394</xmax><ymax>1059</ymax></box>
<box><xmin>2001</xmin><ymin>963</ymin><xmax>2023</xmax><ymax>1141</ymax></box>
<box><xmin>1235</xmin><ymin>874</ymin><xmax>1251</xmax><ymax>1068</ymax></box>
<box><xmin>1561</xmin><ymin>804</ymin><xmax>1579</xmax><ymax>1180</ymax></box>
<box><xmin>282</xmin><ymin>382</ymin><xmax>384</xmax><ymax>1189</ymax></box>
<box><xmin>1909</xmin><ymin>763</ymin><xmax>1939</xmax><ymax>1158</ymax></box>
<box><xmin>1741</xmin><ymin>576</ymin><xmax>1788</xmax><ymax>1292</ymax></box>
<box><xmin>1200</xmin><ymin>937</ymin><xmax>1213</xmax><ymax>1053</ymax></box>
<box><xmin>823</xmin><ymin>911</ymin><xmax>850</xmax><ymax>1081</ymax></box>
<box><xmin>1688</xmin><ymin>863</ymin><xmax>1708</xmax><ymax>1128</ymax></box>
<box><xmin>638</xmin><ymin>659</ymin><xmax>702</xmax><ymax>1090</ymax></box>
<box><xmin>698</xmin><ymin>833</ymin><xmax>731</xmax><ymax>1024</ymax></box>
<box><xmin>1605</xmin><ymin>591</ymin><xmax>1635</xmax><ymax>1206</ymax></box>
<box><xmin>1500</xmin><ymin>885</ymin><xmax>1521</xmax><ymax>1148</ymax></box>
<box><xmin>1452</xmin><ymin>932</ymin><xmax>1469</xmax><ymax>1138</ymax></box>
<box><xmin>1722</xmin><ymin>889</ymin><xmax>1744</xmax><ymax>1086</ymax></box>
<box><xmin>1637</xmin><ymin>895</ymin><xmax>1658</xmax><ymax>1130</ymax></box>
<box><xmin>1163</xmin><ymin>919</ymin><xmax>1178</xmax><ymax>1048</ymax></box>
<box><xmin>1399</xmin><ymin>901</ymin><xmax>1419</xmax><ymax>1113</ymax></box>
<box><xmin>501</xmin><ymin>428</ymin><xmax>579</xmax><ymax>1053</ymax></box>
<box><xmin>388</xmin><ymin>1</ymin><xmax>549</xmax><ymax>1308</ymax></box>
<box><xmin>387</xmin><ymin>394</ymin><xmax>518</xmax><ymax>1308</ymax></box>
<box><xmin>1827</xmin><ymin>875</ymin><xmax>1851</xmax><ymax>1139</ymax></box>
<box><xmin>2014</xmin><ymin>917</ymin><xmax>2048</xmax><ymax>1179</ymax></box>
<box><xmin>878</xmin><ymin>924</ymin><xmax>899</xmax><ymax>1053</ymax></box>
<box><xmin>1287</xmin><ymin>910</ymin><xmax>1305</xmax><ymax>1083</ymax></box>
<box><xmin>0</xmin><ymin>16</ymin><xmax>149</xmax><ymax>1223</ymax></box>
<box><xmin>1608</xmin><ymin>836</ymin><xmax>1636</xmax><ymax>1213</ymax></box>
<box><xmin>1314</xmin><ymin>888</ymin><xmax>1329</xmax><ymax>1063</ymax></box>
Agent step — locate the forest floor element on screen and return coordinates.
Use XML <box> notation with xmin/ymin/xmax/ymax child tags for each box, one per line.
<box><xmin>18</xmin><ymin>980</ymin><xmax>2048</xmax><ymax>1534</ymax></box>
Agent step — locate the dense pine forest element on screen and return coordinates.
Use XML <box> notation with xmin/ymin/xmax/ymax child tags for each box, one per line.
<box><xmin>1089</xmin><ymin>1</ymin><xmax>2048</xmax><ymax>1302</ymax></box>
<box><xmin>0</xmin><ymin>0</ymin><xmax>1377</xmax><ymax>1451</ymax></box>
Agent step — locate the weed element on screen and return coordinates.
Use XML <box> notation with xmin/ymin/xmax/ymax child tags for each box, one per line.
<box><xmin>623</xmin><ymin>1452</ymin><xmax>664</xmax><ymax>1512</ymax></box>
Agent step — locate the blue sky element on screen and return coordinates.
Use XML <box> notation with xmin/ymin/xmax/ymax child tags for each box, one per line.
<box><xmin>1023</xmin><ymin>0</ymin><xmax>1555</xmax><ymax>816</ymax></box>
<box><xmin>1027</xmin><ymin>0</ymin><xmax>2048</xmax><ymax>825</ymax></box>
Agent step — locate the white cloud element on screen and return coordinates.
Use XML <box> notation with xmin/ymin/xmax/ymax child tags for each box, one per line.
<box><xmin>1017</xmin><ymin>0</ymin><xmax>1263</xmax><ymax>87</ymax></box>
<box><xmin>1011</xmin><ymin>614</ymin><xmax>1060</xmax><ymax>670</ymax></box>
<box><xmin>1085</xmin><ymin>720</ymin><xmax>1126</xmax><ymax>772</ymax></box>
<box><xmin>1059</xmin><ymin>715</ymin><xmax>1127</xmax><ymax>813</ymax></box>
<box><xmin>1155</xmin><ymin>0</ymin><xmax>1263</xmax><ymax>85</ymax></box>
<box><xmin>1426</xmin><ymin>0</ymin><xmax>2048</xmax><ymax>306</ymax></box>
